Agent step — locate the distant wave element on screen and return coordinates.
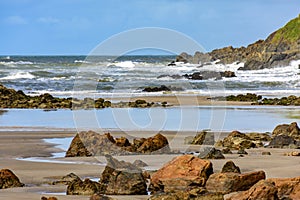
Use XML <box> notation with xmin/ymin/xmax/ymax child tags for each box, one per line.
<box><xmin>113</xmin><ymin>61</ymin><xmax>135</xmax><ymax>68</ymax></box>
<box><xmin>0</xmin><ymin>72</ymin><xmax>35</xmax><ymax>80</ymax></box>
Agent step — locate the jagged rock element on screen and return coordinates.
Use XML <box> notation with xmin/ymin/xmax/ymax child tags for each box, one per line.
<box><xmin>190</xmin><ymin>131</ymin><xmax>215</xmax><ymax>145</ymax></box>
<box><xmin>216</xmin><ymin>131</ymin><xmax>256</xmax><ymax>150</ymax></box>
<box><xmin>148</xmin><ymin>190</ymin><xmax>224</xmax><ymax>200</ymax></box>
<box><xmin>52</xmin><ymin>173</ymin><xmax>81</xmax><ymax>185</ymax></box>
<box><xmin>272</xmin><ymin>122</ymin><xmax>300</xmax><ymax>138</ymax></box>
<box><xmin>149</xmin><ymin>155</ymin><xmax>213</xmax><ymax>193</ymax></box>
<box><xmin>227</xmin><ymin>180</ymin><xmax>278</xmax><ymax>200</ymax></box>
<box><xmin>98</xmin><ymin>155</ymin><xmax>147</xmax><ymax>195</ymax></box>
<box><xmin>268</xmin><ymin>135</ymin><xmax>297</xmax><ymax>148</ymax></box>
<box><xmin>65</xmin><ymin>131</ymin><xmax>171</xmax><ymax>157</ymax></box>
<box><xmin>176</xmin><ymin>15</ymin><xmax>300</xmax><ymax>70</ymax></box>
<box><xmin>206</xmin><ymin>171</ymin><xmax>266</xmax><ymax>194</ymax></box>
<box><xmin>221</xmin><ymin>161</ymin><xmax>241</xmax><ymax>173</ymax></box>
<box><xmin>67</xmin><ymin>178</ymin><xmax>101</xmax><ymax>195</ymax></box>
<box><xmin>221</xmin><ymin>148</ymin><xmax>233</xmax><ymax>154</ymax></box>
<box><xmin>198</xmin><ymin>147</ymin><xmax>225</xmax><ymax>159</ymax></box>
<box><xmin>269</xmin><ymin>176</ymin><xmax>300</xmax><ymax>199</ymax></box>
<box><xmin>143</xmin><ymin>85</ymin><xmax>171</xmax><ymax>92</ymax></box>
<box><xmin>0</xmin><ymin>169</ymin><xmax>24</xmax><ymax>189</ymax></box>
<box><xmin>183</xmin><ymin>71</ymin><xmax>235</xmax><ymax>80</ymax></box>
<box><xmin>133</xmin><ymin>160</ymin><xmax>148</xmax><ymax>167</ymax></box>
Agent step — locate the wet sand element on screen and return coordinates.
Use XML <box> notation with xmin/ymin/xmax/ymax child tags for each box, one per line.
<box><xmin>0</xmin><ymin>130</ymin><xmax>300</xmax><ymax>200</ymax></box>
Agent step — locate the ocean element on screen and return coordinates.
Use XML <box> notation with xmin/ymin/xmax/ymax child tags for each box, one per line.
<box><xmin>0</xmin><ymin>55</ymin><xmax>300</xmax><ymax>98</ymax></box>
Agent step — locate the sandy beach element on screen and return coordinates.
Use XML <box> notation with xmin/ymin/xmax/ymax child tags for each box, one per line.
<box><xmin>1</xmin><ymin>128</ymin><xmax>300</xmax><ymax>200</ymax></box>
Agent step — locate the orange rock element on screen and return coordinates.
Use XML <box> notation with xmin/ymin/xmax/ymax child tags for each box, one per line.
<box><xmin>149</xmin><ymin>155</ymin><xmax>213</xmax><ymax>193</ymax></box>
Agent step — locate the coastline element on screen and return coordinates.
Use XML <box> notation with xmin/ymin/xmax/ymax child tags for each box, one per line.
<box><xmin>1</xmin><ymin>129</ymin><xmax>300</xmax><ymax>199</ymax></box>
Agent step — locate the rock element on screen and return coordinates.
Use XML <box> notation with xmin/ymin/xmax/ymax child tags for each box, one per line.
<box><xmin>198</xmin><ymin>147</ymin><xmax>225</xmax><ymax>159</ymax></box>
<box><xmin>225</xmin><ymin>93</ymin><xmax>262</xmax><ymax>102</ymax></box>
<box><xmin>217</xmin><ymin>131</ymin><xmax>256</xmax><ymax>150</ymax></box>
<box><xmin>227</xmin><ymin>180</ymin><xmax>278</xmax><ymax>200</ymax></box>
<box><xmin>175</xmin><ymin>52</ymin><xmax>193</xmax><ymax>63</ymax></box>
<box><xmin>149</xmin><ymin>155</ymin><xmax>213</xmax><ymax>193</ymax></box>
<box><xmin>52</xmin><ymin>172</ymin><xmax>81</xmax><ymax>185</ymax></box>
<box><xmin>143</xmin><ymin>85</ymin><xmax>171</xmax><ymax>92</ymax></box>
<box><xmin>90</xmin><ymin>194</ymin><xmax>116</xmax><ymax>200</ymax></box>
<box><xmin>99</xmin><ymin>155</ymin><xmax>147</xmax><ymax>195</ymax></box>
<box><xmin>0</xmin><ymin>169</ymin><xmax>24</xmax><ymax>189</ymax></box>
<box><xmin>284</xmin><ymin>151</ymin><xmax>300</xmax><ymax>156</ymax></box>
<box><xmin>148</xmin><ymin>190</ymin><xmax>224</xmax><ymax>200</ymax></box>
<box><xmin>190</xmin><ymin>131</ymin><xmax>215</xmax><ymax>145</ymax></box>
<box><xmin>133</xmin><ymin>159</ymin><xmax>148</xmax><ymax>167</ymax></box>
<box><xmin>67</xmin><ymin>178</ymin><xmax>101</xmax><ymax>195</ymax></box>
<box><xmin>268</xmin><ymin>176</ymin><xmax>300</xmax><ymax>199</ymax></box>
<box><xmin>65</xmin><ymin>133</ymin><xmax>93</xmax><ymax>157</ymax></box>
<box><xmin>262</xmin><ymin>151</ymin><xmax>271</xmax><ymax>155</ymax></box>
<box><xmin>41</xmin><ymin>197</ymin><xmax>58</xmax><ymax>200</ymax></box>
<box><xmin>221</xmin><ymin>148</ymin><xmax>233</xmax><ymax>154</ymax></box>
<box><xmin>183</xmin><ymin>71</ymin><xmax>235</xmax><ymax>80</ymax></box>
<box><xmin>268</xmin><ymin>135</ymin><xmax>296</xmax><ymax>148</ymax></box>
<box><xmin>221</xmin><ymin>161</ymin><xmax>241</xmax><ymax>173</ymax></box>
<box><xmin>136</xmin><ymin>133</ymin><xmax>171</xmax><ymax>154</ymax></box>
<box><xmin>272</xmin><ymin>122</ymin><xmax>300</xmax><ymax>138</ymax></box>
<box><xmin>237</xmin><ymin>149</ymin><xmax>248</xmax><ymax>155</ymax></box>
<box><xmin>65</xmin><ymin>131</ymin><xmax>171</xmax><ymax>157</ymax></box>
<box><xmin>220</xmin><ymin>71</ymin><xmax>236</xmax><ymax>78</ymax></box>
<box><xmin>206</xmin><ymin>171</ymin><xmax>266</xmax><ymax>194</ymax></box>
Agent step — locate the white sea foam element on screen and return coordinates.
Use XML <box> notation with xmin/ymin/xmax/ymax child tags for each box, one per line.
<box><xmin>0</xmin><ymin>72</ymin><xmax>35</xmax><ymax>80</ymax></box>
<box><xmin>113</xmin><ymin>61</ymin><xmax>135</xmax><ymax>68</ymax></box>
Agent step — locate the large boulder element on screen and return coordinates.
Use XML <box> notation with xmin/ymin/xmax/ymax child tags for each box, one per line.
<box><xmin>189</xmin><ymin>131</ymin><xmax>215</xmax><ymax>145</ymax></box>
<box><xmin>65</xmin><ymin>134</ymin><xmax>92</xmax><ymax>157</ymax></box>
<box><xmin>205</xmin><ymin>171</ymin><xmax>266</xmax><ymax>194</ymax></box>
<box><xmin>272</xmin><ymin>122</ymin><xmax>300</xmax><ymax>139</ymax></box>
<box><xmin>90</xmin><ymin>194</ymin><xmax>116</xmax><ymax>200</ymax></box>
<box><xmin>268</xmin><ymin>176</ymin><xmax>300</xmax><ymax>199</ymax></box>
<box><xmin>268</xmin><ymin>134</ymin><xmax>297</xmax><ymax>148</ymax></box>
<box><xmin>98</xmin><ymin>155</ymin><xmax>147</xmax><ymax>195</ymax></box>
<box><xmin>149</xmin><ymin>155</ymin><xmax>213</xmax><ymax>193</ymax></box>
<box><xmin>0</xmin><ymin>169</ymin><xmax>24</xmax><ymax>189</ymax></box>
<box><xmin>149</xmin><ymin>190</ymin><xmax>224</xmax><ymax>200</ymax></box>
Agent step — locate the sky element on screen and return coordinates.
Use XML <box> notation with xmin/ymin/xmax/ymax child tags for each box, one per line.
<box><xmin>0</xmin><ymin>0</ymin><xmax>299</xmax><ymax>55</ymax></box>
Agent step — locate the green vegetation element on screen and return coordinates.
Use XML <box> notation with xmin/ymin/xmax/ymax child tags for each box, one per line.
<box><xmin>271</xmin><ymin>14</ymin><xmax>300</xmax><ymax>43</ymax></box>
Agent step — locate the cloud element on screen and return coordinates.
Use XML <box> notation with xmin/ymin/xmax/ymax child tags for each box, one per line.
<box><xmin>4</xmin><ymin>16</ymin><xmax>27</xmax><ymax>25</ymax></box>
<box><xmin>37</xmin><ymin>17</ymin><xmax>60</xmax><ymax>24</ymax></box>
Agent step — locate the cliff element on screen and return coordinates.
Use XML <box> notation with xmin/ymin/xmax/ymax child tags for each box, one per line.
<box><xmin>177</xmin><ymin>14</ymin><xmax>300</xmax><ymax>70</ymax></box>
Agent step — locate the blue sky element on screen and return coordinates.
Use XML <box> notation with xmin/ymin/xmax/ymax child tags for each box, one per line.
<box><xmin>0</xmin><ymin>0</ymin><xmax>299</xmax><ymax>55</ymax></box>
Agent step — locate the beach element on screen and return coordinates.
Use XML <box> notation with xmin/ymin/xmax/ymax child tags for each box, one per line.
<box><xmin>1</xmin><ymin>127</ymin><xmax>300</xmax><ymax>199</ymax></box>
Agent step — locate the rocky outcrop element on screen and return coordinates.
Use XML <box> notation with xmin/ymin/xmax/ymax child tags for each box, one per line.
<box><xmin>272</xmin><ymin>122</ymin><xmax>300</xmax><ymax>138</ymax></box>
<box><xmin>90</xmin><ymin>194</ymin><xmax>116</xmax><ymax>200</ymax></box>
<box><xmin>149</xmin><ymin>155</ymin><xmax>213</xmax><ymax>193</ymax></box>
<box><xmin>205</xmin><ymin>171</ymin><xmax>266</xmax><ymax>194</ymax></box>
<box><xmin>176</xmin><ymin>14</ymin><xmax>300</xmax><ymax>70</ymax></box>
<box><xmin>52</xmin><ymin>173</ymin><xmax>81</xmax><ymax>185</ymax></box>
<box><xmin>188</xmin><ymin>131</ymin><xmax>215</xmax><ymax>145</ymax></box>
<box><xmin>254</xmin><ymin>95</ymin><xmax>300</xmax><ymax>106</ymax></box>
<box><xmin>215</xmin><ymin>131</ymin><xmax>257</xmax><ymax>150</ymax></box>
<box><xmin>268</xmin><ymin>135</ymin><xmax>297</xmax><ymax>148</ymax></box>
<box><xmin>183</xmin><ymin>71</ymin><xmax>235</xmax><ymax>80</ymax></box>
<box><xmin>65</xmin><ymin>131</ymin><xmax>171</xmax><ymax>157</ymax></box>
<box><xmin>149</xmin><ymin>190</ymin><xmax>224</xmax><ymax>200</ymax></box>
<box><xmin>228</xmin><ymin>176</ymin><xmax>300</xmax><ymax>200</ymax></box>
<box><xmin>0</xmin><ymin>169</ymin><xmax>24</xmax><ymax>189</ymax></box>
<box><xmin>221</xmin><ymin>161</ymin><xmax>241</xmax><ymax>174</ymax></box>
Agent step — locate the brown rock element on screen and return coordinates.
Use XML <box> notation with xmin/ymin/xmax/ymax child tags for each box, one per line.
<box><xmin>67</xmin><ymin>178</ymin><xmax>101</xmax><ymax>195</ymax></box>
<box><xmin>272</xmin><ymin>122</ymin><xmax>300</xmax><ymax>138</ymax></box>
<box><xmin>90</xmin><ymin>194</ymin><xmax>116</xmax><ymax>200</ymax></box>
<box><xmin>41</xmin><ymin>197</ymin><xmax>58</xmax><ymax>200</ymax></box>
<box><xmin>262</xmin><ymin>151</ymin><xmax>271</xmax><ymax>155</ymax></box>
<box><xmin>284</xmin><ymin>151</ymin><xmax>300</xmax><ymax>156</ymax></box>
<box><xmin>52</xmin><ymin>172</ymin><xmax>80</xmax><ymax>185</ymax></box>
<box><xmin>206</xmin><ymin>171</ymin><xmax>266</xmax><ymax>194</ymax></box>
<box><xmin>227</xmin><ymin>180</ymin><xmax>278</xmax><ymax>200</ymax></box>
<box><xmin>136</xmin><ymin>133</ymin><xmax>171</xmax><ymax>154</ymax></box>
<box><xmin>190</xmin><ymin>131</ymin><xmax>215</xmax><ymax>145</ymax></box>
<box><xmin>221</xmin><ymin>161</ymin><xmax>241</xmax><ymax>173</ymax></box>
<box><xmin>149</xmin><ymin>191</ymin><xmax>224</xmax><ymax>200</ymax></box>
<box><xmin>115</xmin><ymin>137</ymin><xmax>131</xmax><ymax>147</ymax></box>
<box><xmin>133</xmin><ymin>159</ymin><xmax>148</xmax><ymax>167</ymax></box>
<box><xmin>149</xmin><ymin>155</ymin><xmax>213</xmax><ymax>193</ymax></box>
<box><xmin>218</xmin><ymin>131</ymin><xmax>256</xmax><ymax>150</ymax></box>
<box><xmin>65</xmin><ymin>133</ymin><xmax>92</xmax><ymax>157</ymax></box>
<box><xmin>269</xmin><ymin>176</ymin><xmax>300</xmax><ymax>199</ymax></box>
<box><xmin>0</xmin><ymin>169</ymin><xmax>24</xmax><ymax>189</ymax></box>
<box><xmin>99</xmin><ymin>155</ymin><xmax>147</xmax><ymax>195</ymax></box>
<box><xmin>198</xmin><ymin>147</ymin><xmax>225</xmax><ymax>159</ymax></box>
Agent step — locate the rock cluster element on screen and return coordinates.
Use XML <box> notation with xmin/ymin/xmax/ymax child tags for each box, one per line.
<box><xmin>0</xmin><ymin>169</ymin><xmax>24</xmax><ymax>189</ymax></box>
<box><xmin>183</xmin><ymin>71</ymin><xmax>236</xmax><ymax>80</ymax></box>
<box><xmin>225</xmin><ymin>93</ymin><xmax>262</xmax><ymax>102</ymax></box>
<box><xmin>65</xmin><ymin>131</ymin><xmax>171</xmax><ymax>157</ymax></box>
<box><xmin>253</xmin><ymin>95</ymin><xmax>300</xmax><ymax>106</ymax></box>
<box><xmin>175</xmin><ymin>14</ymin><xmax>300</xmax><ymax>70</ymax></box>
<box><xmin>0</xmin><ymin>84</ymin><xmax>169</xmax><ymax>109</ymax></box>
